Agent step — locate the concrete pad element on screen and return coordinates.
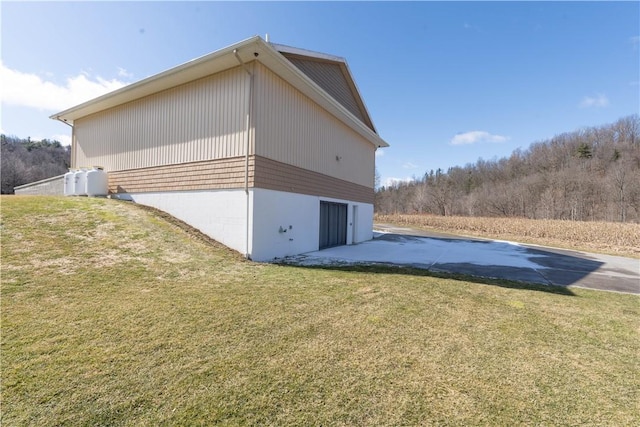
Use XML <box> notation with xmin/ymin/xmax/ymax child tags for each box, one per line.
<box><xmin>283</xmin><ymin>225</ymin><xmax>639</xmax><ymax>295</ymax></box>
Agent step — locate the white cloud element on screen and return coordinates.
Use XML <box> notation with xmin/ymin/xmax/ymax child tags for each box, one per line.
<box><xmin>117</xmin><ymin>67</ymin><xmax>134</xmax><ymax>79</ymax></box>
<box><xmin>450</xmin><ymin>131</ymin><xmax>509</xmax><ymax>145</ymax></box>
<box><xmin>383</xmin><ymin>177</ymin><xmax>415</xmax><ymax>188</ymax></box>
<box><xmin>53</xmin><ymin>134</ymin><xmax>72</xmax><ymax>146</ymax></box>
<box><xmin>375</xmin><ymin>149</ymin><xmax>385</xmax><ymax>157</ymax></box>
<box><xmin>0</xmin><ymin>62</ymin><xmax>129</xmax><ymax>112</ymax></box>
<box><xmin>402</xmin><ymin>162</ymin><xmax>418</xmax><ymax>169</ymax></box>
<box><xmin>579</xmin><ymin>93</ymin><xmax>609</xmax><ymax>108</ymax></box>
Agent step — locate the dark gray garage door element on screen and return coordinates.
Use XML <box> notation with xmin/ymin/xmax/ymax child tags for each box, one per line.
<box><xmin>319</xmin><ymin>201</ymin><xmax>347</xmax><ymax>249</ymax></box>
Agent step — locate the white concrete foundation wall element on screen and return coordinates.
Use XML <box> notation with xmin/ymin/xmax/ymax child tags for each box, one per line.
<box><xmin>14</xmin><ymin>175</ymin><xmax>64</xmax><ymax>195</ymax></box>
<box><xmin>113</xmin><ymin>190</ymin><xmax>249</xmax><ymax>256</ymax></box>
<box><xmin>250</xmin><ymin>188</ymin><xmax>374</xmax><ymax>262</ymax></box>
<box><xmin>353</xmin><ymin>203</ymin><xmax>374</xmax><ymax>244</ymax></box>
<box><xmin>111</xmin><ymin>188</ymin><xmax>374</xmax><ymax>262</ymax></box>
<box><xmin>250</xmin><ymin>189</ymin><xmax>320</xmax><ymax>261</ymax></box>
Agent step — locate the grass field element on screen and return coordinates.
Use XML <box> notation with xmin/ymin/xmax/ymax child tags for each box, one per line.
<box><xmin>2</xmin><ymin>196</ymin><xmax>639</xmax><ymax>425</ymax></box>
<box><xmin>375</xmin><ymin>213</ymin><xmax>640</xmax><ymax>258</ymax></box>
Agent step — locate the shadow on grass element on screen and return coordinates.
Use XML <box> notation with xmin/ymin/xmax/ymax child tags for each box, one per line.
<box><xmin>279</xmin><ymin>263</ymin><xmax>577</xmax><ymax>296</ymax></box>
<box><xmin>120</xmin><ymin>200</ymin><xmax>583</xmax><ymax>296</ymax></box>
<box><xmin>276</xmin><ymin>230</ymin><xmax>619</xmax><ymax>296</ymax></box>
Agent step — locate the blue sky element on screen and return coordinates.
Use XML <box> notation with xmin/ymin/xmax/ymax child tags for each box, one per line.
<box><xmin>1</xmin><ymin>1</ymin><xmax>638</xmax><ymax>187</ymax></box>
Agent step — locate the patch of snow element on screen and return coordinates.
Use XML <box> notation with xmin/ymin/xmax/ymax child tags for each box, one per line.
<box><xmin>493</xmin><ymin>239</ymin><xmax>522</xmax><ymax>246</ymax></box>
<box><xmin>284</xmin><ymin>236</ymin><xmax>542</xmax><ymax>270</ymax></box>
<box><xmin>372</xmin><ymin>230</ymin><xmax>388</xmax><ymax>238</ymax></box>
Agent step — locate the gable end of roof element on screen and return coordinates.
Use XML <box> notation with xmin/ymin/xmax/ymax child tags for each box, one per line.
<box><xmin>50</xmin><ymin>36</ymin><xmax>388</xmax><ymax>148</ymax></box>
<box><xmin>279</xmin><ymin>53</ymin><xmax>375</xmax><ymax>132</ymax></box>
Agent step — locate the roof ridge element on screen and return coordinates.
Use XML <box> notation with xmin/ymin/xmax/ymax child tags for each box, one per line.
<box><xmin>270</xmin><ymin>42</ymin><xmax>346</xmax><ymax>63</ymax></box>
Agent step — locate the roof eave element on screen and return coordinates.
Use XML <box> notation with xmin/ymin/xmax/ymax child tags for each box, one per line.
<box><xmin>49</xmin><ymin>35</ymin><xmax>264</xmax><ymax>123</ymax></box>
<box><xmin>274</xmin><ymin>44</ymin><xmax>377</xmax><ymax>133</ymax></box>
<box><xmin>259</xmin><ymin>42</ymin><xmax>389</xmax><ymax>148</ymax></box>
<box><xmin>50</xmin><ymin>36</ymin><xmax>389</xmax><ymax>149</ymax></box>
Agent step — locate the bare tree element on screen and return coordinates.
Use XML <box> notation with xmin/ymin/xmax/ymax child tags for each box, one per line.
<box><xmin>1</xmin><ymin>135</ymin><xmax>70</xmax><ymax>194</ymax></box>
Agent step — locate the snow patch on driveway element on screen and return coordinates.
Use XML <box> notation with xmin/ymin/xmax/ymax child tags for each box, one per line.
<box><xmin>283</xmin><ymin>234</ymin><xmax>541</xmax><ymax>270</ymax></box>
<box><xmin>281</xmin><ymin>228</ymin><xmax>639</xmax><ymax>294</ymax></box>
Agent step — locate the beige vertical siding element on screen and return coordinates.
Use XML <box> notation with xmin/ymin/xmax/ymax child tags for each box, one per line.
<box><xmin>74</xmin><ymin>66</ymin><xmax>252</xmax><ymax>171</ymax></box>
<box><xmin>254</xmin><ymin>63</ymin><xmax>375</xmax><ymax>189</ymax></box>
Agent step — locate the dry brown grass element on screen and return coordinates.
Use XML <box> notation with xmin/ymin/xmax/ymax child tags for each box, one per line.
<box><xmin>3</xmin><ymin>196</ymin><xmax>639</xmax><ymax>425</ymax></box>
<box><xmin>375</xmin><ymin>214</ymin><xmax>640</xmax><ymax>258</ymax></box>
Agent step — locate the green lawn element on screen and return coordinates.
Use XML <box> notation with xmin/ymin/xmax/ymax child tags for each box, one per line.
<box><xmin>2</xmin><ymin>196</ymin><xmax>638</xmax><ymax>426</ymax></box>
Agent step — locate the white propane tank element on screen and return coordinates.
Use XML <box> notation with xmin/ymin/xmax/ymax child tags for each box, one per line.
<box><xmin>63</xmin><ymin>170</ymin><xmax>75</xmax><ymax>196</ymax></box>
<box><xmin>86</xmin><ymin>167</ymin><xmax>108</xmax><ymax>197</ymax></box>
<box><xmin>73</xmin><ymin>169</ymin><xmax>88</xmax><ymax>196</ymax></box>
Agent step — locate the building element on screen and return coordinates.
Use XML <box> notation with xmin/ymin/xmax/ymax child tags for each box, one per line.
<box><xmin>50</xmin><ymin>36</ymin><xmax>389</xmax><ymax>261</ymax></box>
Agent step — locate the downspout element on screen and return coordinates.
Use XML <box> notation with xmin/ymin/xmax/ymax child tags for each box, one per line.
<box><xmin>53</xmin><ymin>117</ymin><xmax>75</xmax><ymax>168</ymax></box>
<box><xmin>234</xmin><ymin>49</ymin><xmax>254</xmax><ymax>259</ymax></box>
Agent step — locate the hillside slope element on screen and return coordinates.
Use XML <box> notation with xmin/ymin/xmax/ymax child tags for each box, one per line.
<box><xmin>376</xmin><ymin>115</ymin><xmax>640</xmax><ymax>222</ymax></box>
<box><xmin>2</xmin><ymin>196</ymin><xmax>638</xmax><ymax>426</ymax></box>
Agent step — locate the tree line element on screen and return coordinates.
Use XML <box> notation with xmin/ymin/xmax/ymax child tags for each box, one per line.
<box><xmin>375</xmin><ymin>115</ymin><xmax>640</xmax><ymax>223</ymax></box>
<box><xmin>1</xmin><ymin>135</ymin><xmax>71</xmax><ymax>194</ymax></box>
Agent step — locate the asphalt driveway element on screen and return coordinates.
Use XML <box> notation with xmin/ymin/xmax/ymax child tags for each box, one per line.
<box><xmin>284</xmin><ymin>224</ymin><xmax>640</xmax><ymax>294</ymax></box>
